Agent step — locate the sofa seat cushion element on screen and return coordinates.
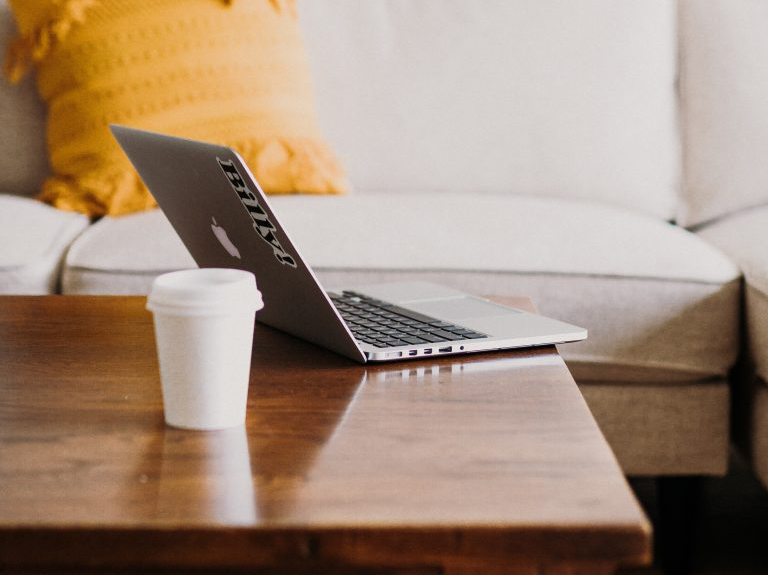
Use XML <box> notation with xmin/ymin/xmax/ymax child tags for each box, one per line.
<box><xmin>697</xmin><ymin>206</ymin><xmax>768</xmax><ymax>383</ymax></box>
<box><xmin>63</xmin><ymin>194</ymin><xmax>740</xmax><ymax>381</ymax></box>
<box><xmin>0</xmin><ymin>194</ymin><xmax>89</xmax><ymax>293</ymax></box>
<box><xmin>64</xmin><ymin>208</ymin><xmax>197</xmax><ymax>294</ymax></box>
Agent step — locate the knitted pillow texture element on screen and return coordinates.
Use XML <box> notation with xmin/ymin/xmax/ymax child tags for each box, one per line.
<box><xmin>3</xmin><ymin>0</ymin><xmax>348</xmax><ymax>216</ymax></box>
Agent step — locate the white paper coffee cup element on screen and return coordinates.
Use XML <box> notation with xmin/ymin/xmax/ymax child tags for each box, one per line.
<box><xmin>147</xmin><ymin>268</ymin><xmax>263</xmax><ymax>430</ymax></box>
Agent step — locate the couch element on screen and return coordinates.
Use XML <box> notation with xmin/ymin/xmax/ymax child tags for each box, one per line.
<box><xmin>2</xmin><ymin>0</ymin><xmax>767</xmax><ymax>491</ymax></box>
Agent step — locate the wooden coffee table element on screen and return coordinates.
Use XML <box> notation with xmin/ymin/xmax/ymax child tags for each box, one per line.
<box><xmin>0</xmin><ymin>295</ymin><xmax>650</xmax><ymax>575</ymax></box>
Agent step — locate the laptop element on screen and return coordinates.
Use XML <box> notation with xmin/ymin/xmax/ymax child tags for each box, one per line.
<box><xmin>111</xmin><ymin>125</ymin><xmax>587</xmax><ymax>363</ymax></box>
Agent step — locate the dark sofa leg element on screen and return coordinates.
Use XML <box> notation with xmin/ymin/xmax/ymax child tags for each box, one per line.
<box><xmin>656</xmin><ymin>475</ymin><xmax>703</xmax><ymax>575</ymax></box>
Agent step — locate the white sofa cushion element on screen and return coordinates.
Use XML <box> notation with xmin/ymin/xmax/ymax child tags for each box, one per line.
<box><xmin>298</xmin><ymin>0</ymin><xmax>680</xmax><ymax>221</ymax></box>
<box><xmin>0</xmin><ymin>1</ymin><xmax>48</xmax><ymax>198</ymax></box>
<box><xmin>697</xmin><ymin>206</ymin><xmax>768</xmax><ymax>383</ymax></box>
<box><xmin>63</xmin><ymin>194</ymin><xmax>739</xmax><ymax>381</ymax></box>
<box><xmin>0</xmin><ymin>195</ymin><xmax>89</xmax><ymax>293</ymax></box>
<box><xmin>679</xmin><ymin>0</ymin><xmax>768</xmax><ymax>226</ymax></box>
<box><xmin>64</xmin><ymin>209</ymin><xmax>197</xmax><ymax>294</ymax></box>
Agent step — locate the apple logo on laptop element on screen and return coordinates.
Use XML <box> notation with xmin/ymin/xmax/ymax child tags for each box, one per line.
<box><xmin>211</xmin><ymin>217</ymin><xmax>241</xmax><ymax>259</ymax></box>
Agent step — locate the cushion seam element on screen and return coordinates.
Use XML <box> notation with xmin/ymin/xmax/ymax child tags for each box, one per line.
<box><xmin>64</xmin><ymin>264</ymin><xmax>741</xmax><ymax>286</ymax></box>
<box><xmin>303</xmin><ymin>267</ymin><xmax>742</xmax><ymax>286</ymax></box>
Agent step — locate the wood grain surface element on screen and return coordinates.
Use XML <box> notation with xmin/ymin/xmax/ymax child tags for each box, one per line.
<box><xmin>0</xmin><ymin>295</ymin><xmax>650</xmax><ymax>574</ymax></box>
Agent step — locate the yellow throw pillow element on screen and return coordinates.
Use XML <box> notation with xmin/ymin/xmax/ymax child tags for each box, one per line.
<box><xmin>3</xmin><ymin>0</ymin><xmax>348</xmax><ymax>216</ymax></box>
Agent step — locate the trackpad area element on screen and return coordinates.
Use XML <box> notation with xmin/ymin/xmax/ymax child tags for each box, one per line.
<box><xmin>408</xmin><ymin>297</ymin><xmax>521</xmax><ymax>321</ymax></box>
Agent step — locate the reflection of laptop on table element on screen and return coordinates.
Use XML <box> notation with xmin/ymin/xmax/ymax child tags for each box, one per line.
<box><xmin>111</xmin><ymin>125</ymin><xmax>587</xmax><ymax>363</ymax></box>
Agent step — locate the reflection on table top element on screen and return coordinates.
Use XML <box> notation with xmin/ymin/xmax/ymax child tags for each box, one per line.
<box><xmin>0</xmin><ymin>295</ymin><xmax>650</xmax><ymax>573</ymax></box>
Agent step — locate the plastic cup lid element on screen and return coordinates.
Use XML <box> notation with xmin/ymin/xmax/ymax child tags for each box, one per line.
<box><xmin>147</xmin><ymin>268</ymin><xmax>263</xmax><ymax>315</ymax></box>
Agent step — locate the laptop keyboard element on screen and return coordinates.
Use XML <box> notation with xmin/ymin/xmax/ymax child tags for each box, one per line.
<box><xmin>329</xmin><ymin>291</ymin><xmax>488</xmax><ymax>349</ymax></box>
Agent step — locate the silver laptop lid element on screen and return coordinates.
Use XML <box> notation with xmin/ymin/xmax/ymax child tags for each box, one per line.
<box><xmin>111</xmin><ymin>125</ymin><xmax>365</xmax><ymax>363</ymax></box>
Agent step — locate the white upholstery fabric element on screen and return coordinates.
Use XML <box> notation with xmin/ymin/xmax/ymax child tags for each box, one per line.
<box><xmin>699</xmin><ymin>210</ymin><xmax>768</xmax><ymax>484</ymax></box>
<box><xmin>0</xmin><ymin>2</ymin><xmax>48</xmax><ymax>198</ymax></box>
<box><xmin>271</xmin><ymin>196</ymin><xmax>732</xmax><ymax>282</ymax></box>
<box><xmin>679</xmin><ymin>0</ymin><xmax>768</xmax><ymax>226</ymax></box>
<box><xmin>696</xmin><ymin>206</ymin><xmax>768</xmax><ymax>292</ymax></box>
<box><xmin>63</xmin><ymin>194</ymin><xmax>740</xmax><ymax>380</ymax></box>
<box><xmin>745</xmin><ymin>285</ymin><xmax>768</xmax><ymax>384</ymax></box>
<box><xmin>697</xmin><ymin>207</ymin><xmax>768</xmax><ymax>382</ymax></box>
<box><xmin>581</xmin><ymin>380</ymin><xmax>730</xmax><ymax>476</ymax></box>
<box><xmin>298</xmin><ymin>0</ymin><xmax>680</xmax><ymax>221</ymax></box>
<box><xmin>0</xmin><ymin>195</ymin><xmax>89</xmax><ymax>293</ymax></box>
<box><xmin>63</xmin><ymin>208</ymin><xmax>197</xmax><ymax>294</ymax></box>
<box><xmin>733</xmin><ymin>374</ymin><xmax>768</xmax><ymax>489</ymax></box>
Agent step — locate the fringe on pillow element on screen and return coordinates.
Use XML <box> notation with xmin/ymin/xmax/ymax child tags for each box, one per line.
<box><xmin>38</xmin><ymin>169</ymin><xmax>156</xmax><ymax>216</ymax></box>
<box><xmin>39</xmin><ymin>137</ymin><xmax>349</xmax><ymax>217</ymax></box>
<box><xmin>222</xmin><ymin>0</ymin><xmax>297</xmax><ymax>16</ymax></box>
<box><xmin>3</xmin><ymin>0</ymin><xmax>99</xmax><ymax>83</ymax></box>
<box><xmin>3</xmin><ymin>1</ymin><xmax>297</xmax><ymax>83</ymax></box>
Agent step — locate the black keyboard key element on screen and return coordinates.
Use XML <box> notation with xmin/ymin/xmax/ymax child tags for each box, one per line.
<box><xmin>429</xmin><ymin>320</ymin><xmax>459</xmax><ymax>328</ymax></box>
<box><xmin>418</xmin><ymin>333</ymin><xmax>445</xmax><ymax>343</ymax></box>
<box><xmin>446</xmin><ymin>327</ymin><xmax>471</xmax><ymax>334</ymax></box>
<box><xmin>333</xmin><ymin>291</ymin><xmax>488</xmax><ymax>343</ymax></box>
<box><xmin>357</xmin><ymin>294</ymin><xmax>389</xmax><ymax>306</ymax></box>
<box><xmin>379</xmin><ymin>338</ymin><xmax>407</xmax><ymax>347</ymax></box>
<box><xmin>417</xmin><ymin>325</ymin><xmax>442</xmax><ymax>333</ymax></box>
<box><xmin>433</xmin><ymin>331</ymin><xmax>465</xmax><ymax>341</ymax></box>
<box><xmin>425</xmin><ymin>328</ymin><xmax>455</xmax><ymax>340</ymax></box>
<box><xmin>381</xmin><ymin>305</ymin><xmax>439</xmax><ymax>324</ymax></box>
<box><xmin>450</xmin><ymin>328</ymin><xmax>480</xmax><ymax>336</ymax></box>
<box><xmin>408</xmin><ymin>330</ymin><xmax>433</xmax><ymax>338</ymax></box>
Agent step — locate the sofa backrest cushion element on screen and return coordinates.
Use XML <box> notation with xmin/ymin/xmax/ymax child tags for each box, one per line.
<box><xmin>0</xmin><ymin>0</ymin><xmax>47</xmax><ymax>198</ymax></box>
<box><xmin>298</xmin><ymin>0</ymin><xmax>680</xmax><ymax>220</ymax></box>
<box><xmin>679</xmin><ymin>0</ymin><xmax>768</xmax><ymax>227</ymax></box>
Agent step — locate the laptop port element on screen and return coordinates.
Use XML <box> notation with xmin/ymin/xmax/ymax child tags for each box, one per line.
<box><xmin>439</xmin><ymin>346</ymin><xmax>452</xmax><ymax>353</ymax></box>
<box><xmin>384</xmin><ymin>351</ymin><xmax>403</xmax><ymax>359</ymax></box>
<box><xmin>423</xmin><ymin>348</ymin><xmax>432</xmax><ymax>355</ymax></box>
<box><xmin>408</xmin><ymin>350</ymin><xmax>418</xmax><ymax>356</ymax></box>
